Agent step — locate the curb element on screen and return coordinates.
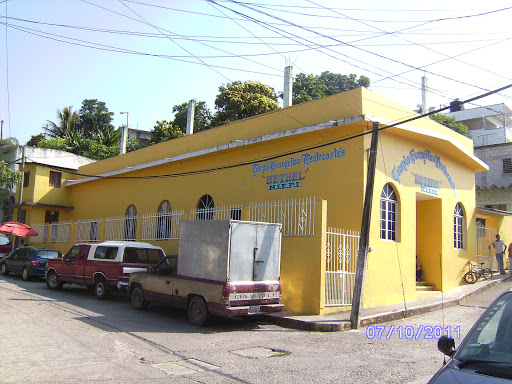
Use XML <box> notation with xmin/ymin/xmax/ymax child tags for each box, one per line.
<box><xmin>260</xmin><ymin>277</ymin><xmax>509</xmax><ymax>332</ymax></box>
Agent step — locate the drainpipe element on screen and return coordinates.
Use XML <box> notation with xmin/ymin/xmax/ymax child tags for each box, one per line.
<box><xmin>186</xmin><ymin>99</ymin><xmax>197</xmax><ymax>135</ymax></box>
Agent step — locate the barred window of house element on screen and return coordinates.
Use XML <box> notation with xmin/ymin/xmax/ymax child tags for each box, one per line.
<box><xmin>157</xmin><ymin>200</ymin><xmax>172</xmax><ymax>240</ymax></box>
<box><xmin>125</xmin><ymin>205</ymin><xmax>137</xmax><ymax>241</ymax></box>
<box><xmin>454</xmin><ymin>203</ymin><xmax>465</xmax><ymax>249</ymax></box>
<box><xmin>503</xmin><ymin>158</ymin><xmax>512</xmax><ymax>174</ymax></box>
<box><xmin>380</xmin><ymin>183</ymin><xmax>398</xmax><ymax>241</ymax></box>
<box><xmin>49</xmin><ymin>171</ymin><xmax>62</xmax><ymax>188</ymax></box>
<box><xmin>197</xmin><ymin>194</ymin><xmax>214</xmax><ymax>220</ymax></box>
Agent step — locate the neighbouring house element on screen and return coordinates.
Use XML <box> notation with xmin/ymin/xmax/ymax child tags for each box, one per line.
<box><xmin>128</xmin><ymin>128</ymin><xmax>151</xmax><ymax>147</ymax></box>
<box><xmin>15</xmin><ymin>88</ymin><xmax>501</xmax><ymax>315</ymax></box>
<box><xmin>447</xmin><ymin>103</ymin><xmax>512</xmax><ymax>269</ymax></box>
<box><xmin>9</xmin><ymin>147</ymin><xmax>94</xmax><ymax>237</ymax></box>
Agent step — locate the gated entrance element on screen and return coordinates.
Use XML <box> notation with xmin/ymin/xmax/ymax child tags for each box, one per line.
<box><xmin>476</xmin><ymin>224</ymin><xmax>498</xmax><ymax>271</ymax></box>
<box><xmin>325</xmin><ymin>227</ymin><xmax>360</xmax><ymax>306</ymax></box>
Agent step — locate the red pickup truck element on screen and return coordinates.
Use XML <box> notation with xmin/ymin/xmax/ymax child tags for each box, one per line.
<box><xmin>45</xmin><ymin>241</ymin><xmax>165</xmax><ymax>299</ymax></box>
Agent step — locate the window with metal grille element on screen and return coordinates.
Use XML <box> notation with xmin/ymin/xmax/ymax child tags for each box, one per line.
<box><xmin>197</xmin><ymin>194</ymin><xmax>214</xmax><ymax>220</ymax></box>
<box><xmin>156</xmin><ymin>200</ymin><xmax>172</xmax><ymax>240</ymax></box>
<box><xmin>503</xmin><ymin>158</ymin><xmax>512</xmax><ymax>174</ymax></box>
<box><xmin>380</xmin><ymin>183</ymin><xmax>398</xmax><ymax>241</ymax></box>
<box><xmin>454</xmin><ymin>203</ymin><xmax>465</xmax><ymax>249</ymax></box>
<box><xmin>49</xmin><ymin>171</ymin><xmax>62</xmax><ymax>188</ymax></box>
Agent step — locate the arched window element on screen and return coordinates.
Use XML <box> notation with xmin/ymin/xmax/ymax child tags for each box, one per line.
<box><xmin>197</xmin><ymin>194</ymin><xmax>214</xmax><ymax>220</ymax></box>
<box><xmin>157</xmin><ymin>200</ymin><xmax>172</xmax><ymax>240</ymax></box>
<box><xmin>380</xmin><ymin>184</ymin><xmax>398</xmax><ymax>241</ymax></box>
<box><xmin>125</xmin><ymin>205</ymin><xmax>137</xmax><ymax>241</ymax></box>
<box><xmin>454</xmin><ymin>203</ymin><xmax>465</xmax><ymax>249</ymax></box>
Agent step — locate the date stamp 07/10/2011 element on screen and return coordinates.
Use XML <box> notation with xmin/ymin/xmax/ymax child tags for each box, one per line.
<box><xmin>366</xmin><ymin>325</ymin><xmax>461</xmax><ymax>340</ymax></box>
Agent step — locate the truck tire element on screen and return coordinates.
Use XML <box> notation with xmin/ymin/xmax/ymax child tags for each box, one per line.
<box><xmin>1</xmin><ymin>263</ymin><xmax>9</xmax><ymax>276</ymax></box>
<box><xmin>131</xmin><ymin>286</ymin><xmax>149</xmax><ymax>310</ymax></box>
<box><xmin>94</xmin><ymin>277</ymin><xmax>110</xmax><ymax>300</ymax></box>
<box><xmin>187</xmin><ymin>296</ymin><xmax>210</xmax><ymax>326</ymax></box>
<box><xmin>46</xmin><ymin>271</ymin><xmax>63</xmax><ymax>289</ymax></box>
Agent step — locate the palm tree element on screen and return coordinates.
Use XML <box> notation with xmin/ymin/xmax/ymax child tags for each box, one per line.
<box><xmin>45</xmin><ymin>106</ymin><xmax>79</xmax><ymax>139</ymax></box>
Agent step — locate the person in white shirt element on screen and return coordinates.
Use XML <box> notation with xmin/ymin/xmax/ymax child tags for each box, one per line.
<box><xmin>492</xmin><ymin>234</ymin><xmax>507</xmax><ymax>275</ymax></box>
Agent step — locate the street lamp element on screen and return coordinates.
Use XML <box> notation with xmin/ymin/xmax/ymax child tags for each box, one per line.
<box><xmin>120</xmin><ymin>112</ymin><xmax>129</xmax><ymax>155</ymax></box>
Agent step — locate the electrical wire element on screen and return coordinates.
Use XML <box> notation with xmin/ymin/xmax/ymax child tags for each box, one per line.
<box><xmin>33</xmin><ymin>82</ymin><xmax>512</xmax><ymax>182</ymax></box>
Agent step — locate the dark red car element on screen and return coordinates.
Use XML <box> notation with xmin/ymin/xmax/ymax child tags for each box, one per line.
<box><xmin>0</xmin><ymin>234</ymin><xmax>12</xmax><ymax>257</ymax></box>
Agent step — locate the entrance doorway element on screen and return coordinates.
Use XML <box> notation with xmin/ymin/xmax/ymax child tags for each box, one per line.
<box><xmin>416</xmin><ymin>194</ymin><xmax>442</xmax><ymax>290</ymax></box>
<box><xmin>44</xmin><ymin>210</ymin><xmax>59</xmax><ymax>243</ymax></box>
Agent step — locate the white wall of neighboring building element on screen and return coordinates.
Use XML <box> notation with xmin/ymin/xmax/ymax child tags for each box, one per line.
<box><xmin>447</xmin><ymin>103</ymin><xmax>512</xmax><ymax>147</ymax></box>
<box><xmin>20</xmin><ymin>147</ymin><xmax>95</xmax><ymax>170</ymax></box>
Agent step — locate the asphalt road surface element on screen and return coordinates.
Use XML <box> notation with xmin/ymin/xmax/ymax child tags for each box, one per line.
<box><xmin>1</xmin><ymin>275</ymin><xmax>510</xmax><ymax>384</ymax></box>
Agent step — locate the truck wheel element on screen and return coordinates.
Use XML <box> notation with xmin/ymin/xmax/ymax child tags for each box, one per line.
<box><xmin>46</xmin><ymin>271</ymin><xmax>63</xmax><ymax>289</ymax></box>
<box><xmin>187</xmin><ymin>296</ymin><xmax>210</xmax><ymax>326</ymax></box>
<box><xmin>1</xmin><ymin>263</ymin><xmax>9</xmax><ymax>276</ymax></box>
<box><xmin>131</xmin><ymin>286</ymin><xmax>149</xmax><ymax>310</ymax></box>
<box><xmin>94</xmin><ymin>277</ymin><xmax>109</xmax><ymax>300</ymax></box>
<box><xmin>22</xmin><ymin>267</ymin><xmax>30</xmax><ymax>281</ymax></box>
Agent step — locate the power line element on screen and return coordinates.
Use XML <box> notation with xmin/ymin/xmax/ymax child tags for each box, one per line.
<box><xmin>42</xmin><ymin>82</ymin><xmax>512</xmax><ymax>182</ymax></box>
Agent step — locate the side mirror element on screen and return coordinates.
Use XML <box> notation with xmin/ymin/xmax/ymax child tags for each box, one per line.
<box><xmin>438</xmin><ymin>336</ymin><xmax>456</xmax><ymax>357</ymax></box>
<box><xmin>148</xmin><ymin>266</ymin><xmax>155</xmax><ymax>273</ymax></box>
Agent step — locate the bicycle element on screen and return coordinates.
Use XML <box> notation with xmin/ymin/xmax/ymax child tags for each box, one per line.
<box><xmin>463</xmin><ymin>260</ymin><xmax>493</xmax><ymax>284</ymax></box>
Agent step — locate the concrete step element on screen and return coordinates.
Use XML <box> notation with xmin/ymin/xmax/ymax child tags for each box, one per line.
<box><xmin>416</xmin><ymin>282</ymin><xmax>436</xmax><ymax>291</ymax></box>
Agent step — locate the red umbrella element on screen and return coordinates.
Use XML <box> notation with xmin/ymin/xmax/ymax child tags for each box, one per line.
<box><xmin>0</xmin><ymin>222</ymin><xmax>38</xmax><ymax>237</ymax></box>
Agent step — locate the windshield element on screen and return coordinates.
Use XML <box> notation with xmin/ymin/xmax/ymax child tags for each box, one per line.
<box><xmin>0</xmin><ymin>235</ymin><xmax>10</xmax><ymax>246</ymax></box>
<box><xmin>455</xmin><ymin>291</ymin><xmax>512</xmax><ymax>364</ymax></box>
<box><xmin>37</xmin><ymin>250</ymin><xmax>61</xmax><ymax>259</ymax></box>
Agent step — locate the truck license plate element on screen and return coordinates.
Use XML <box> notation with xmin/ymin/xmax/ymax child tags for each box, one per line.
<box><xmin>249</xmin><ymin>305</ymin><xmax>261</xmax><ymax>314</ymax></box>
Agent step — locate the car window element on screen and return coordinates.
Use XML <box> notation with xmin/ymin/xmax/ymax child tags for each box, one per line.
<box><xmin>37</xmin><ymin>250</ymin><xmax>61</xmax><ymax>259</ymax></box>
<box><xmin>66</xmin><ymin>246</ymin><xmax>81</xmax><ymax>260</ymax></box>
<box><xmin>122</xmin><ymin>247</ymin><xmax>164</xmax><ymax>264</ymax></box>
<box><xmin>10</xmin><ymin>249</ymin><xmax>23</xmax><ymax>259</ymax></box>
<box><xmin>93</xmin><ymin>246</ymin><xmax>118</xmax><ymax>260</ymax></box>
<box><xmin>0</xmin><ymin>236</ymin><xmax>10</xmax><ymax>246</ymax></box>
<box><xmin>456</xmin><ymin>292</ymin><xmax>512</xmax><ymax>363</ymax></box>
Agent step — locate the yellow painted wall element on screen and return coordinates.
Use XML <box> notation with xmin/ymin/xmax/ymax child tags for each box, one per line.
<box><xmin>26</xmin><ymin>88</ymin><xmax>487</xmax><ymax>314</ymax></box>
<box><xmin>363</xmin><ymin>124</ymin><xmax>480</xmax><ymax>307</ymax></box>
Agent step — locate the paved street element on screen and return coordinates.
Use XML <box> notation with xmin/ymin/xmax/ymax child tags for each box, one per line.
<box><xmin>1</xmin><ymin>275</ymin><xmax>511</xmax><ymax>384</ymax></box>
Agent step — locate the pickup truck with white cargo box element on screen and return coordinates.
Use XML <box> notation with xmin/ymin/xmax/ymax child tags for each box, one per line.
<box><xmin>129</xmin><ymin>220</ymin><xmax>284</xmax><ymax>326</ymax></box>
<box><xmin>45</xmin><ymin>241</ymin><xmax>165</xmax><ymax>299</ymax></box>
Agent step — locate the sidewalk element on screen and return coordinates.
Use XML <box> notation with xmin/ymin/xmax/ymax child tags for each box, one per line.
<box><xmin>260</xmin><ymin>274</ymin><xmax>512</xmax><ymax>332</ymax></box>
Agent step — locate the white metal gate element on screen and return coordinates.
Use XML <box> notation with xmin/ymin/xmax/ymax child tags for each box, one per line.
<box><xmin>476</xmin><ymin>225</ymin><xmax>498</xmax><ymax>271</ymax></box>
<box><xmin>325</xmin><ymin>227</ymin><xmax>360</xmax><ymax>306</ymax></box>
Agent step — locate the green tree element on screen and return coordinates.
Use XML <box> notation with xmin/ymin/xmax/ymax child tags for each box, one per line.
<box><xmin>172</xmin><ymin>101</ymin><xmax>212</xmax><ymax>133</ymax></box>
<box><xmin>77</xmin><ymin>99</ymin><xmax>115</xmax><ymax>139</ymax></box>
<box><xmin>430</xmin><ymin>113</ymin><xmax>469</xmax><ymax>137</ymax></box>
<box><xmin>45</xmin><ymin>106</ymin><xmax>79</xmax><ymax>139</ymax></box>
<box><xmin>149</xmin><ymin>121</ymin><xmax>185</xmax><ymax>145</ymax></box>
<box><xmin>0</xmin><ymin>161</ymin><xmax>21</xmax><ymax>188</ymax></box>
<box><xmin>212</xmin><ymin>81</ymin><xmax>279</xmax><ymax>127</ymax></box>
<box><xmin>291</xmin><ymin>71</ymin><xmax>370</xmax><ymax>104</ymax></box>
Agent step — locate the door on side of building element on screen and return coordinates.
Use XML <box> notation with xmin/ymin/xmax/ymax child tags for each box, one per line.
<box><xmin>44</xmin><ymin>210</ymin><xmax>59</xmax><ymax>243</ymax></box>
<box><xmin>476</xmin><ymin>219</ymin><xmax>497</xmax><ymax>271</ymax></box>
<box><xmin>416</xmin><ymin>194</ymin><xmax>442</xmax><ymax>291</ymax></box>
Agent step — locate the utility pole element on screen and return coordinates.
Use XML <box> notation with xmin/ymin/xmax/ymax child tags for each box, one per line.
<box><xmin>350</xmin><ymin>122</ymin><xmax>379</xmax><ymax>329</ymax></box>
<box><xmin>119</xmin><ymin>112</ymin><xmax>129</xmax><ymax>155</ymax></box>
<box><xmin>186</xmin><ymin>99</ymin><xmax>197</xmax><ymax>135</ymax></box>
<box><xmin>14</xmin><ymin>146</ymin><xmax>25</xmax><ymax>247</ymax></box>
<box><xmin>421</xmin><ymin>75</ymin><xmax>428</xmax><ymax>114</ymax></box>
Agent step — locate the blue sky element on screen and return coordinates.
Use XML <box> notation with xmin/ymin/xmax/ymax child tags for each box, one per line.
<box><xmin>1</xmin><ymin>0</ymin><xmax>512</xmax><ymax>145</ymax></box>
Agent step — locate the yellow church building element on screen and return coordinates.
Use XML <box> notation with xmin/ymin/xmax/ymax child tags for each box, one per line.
<box><xmin>17</xmin><ymin>87</ymin><xmax>505</xmax><ymax>315</ymax></box>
